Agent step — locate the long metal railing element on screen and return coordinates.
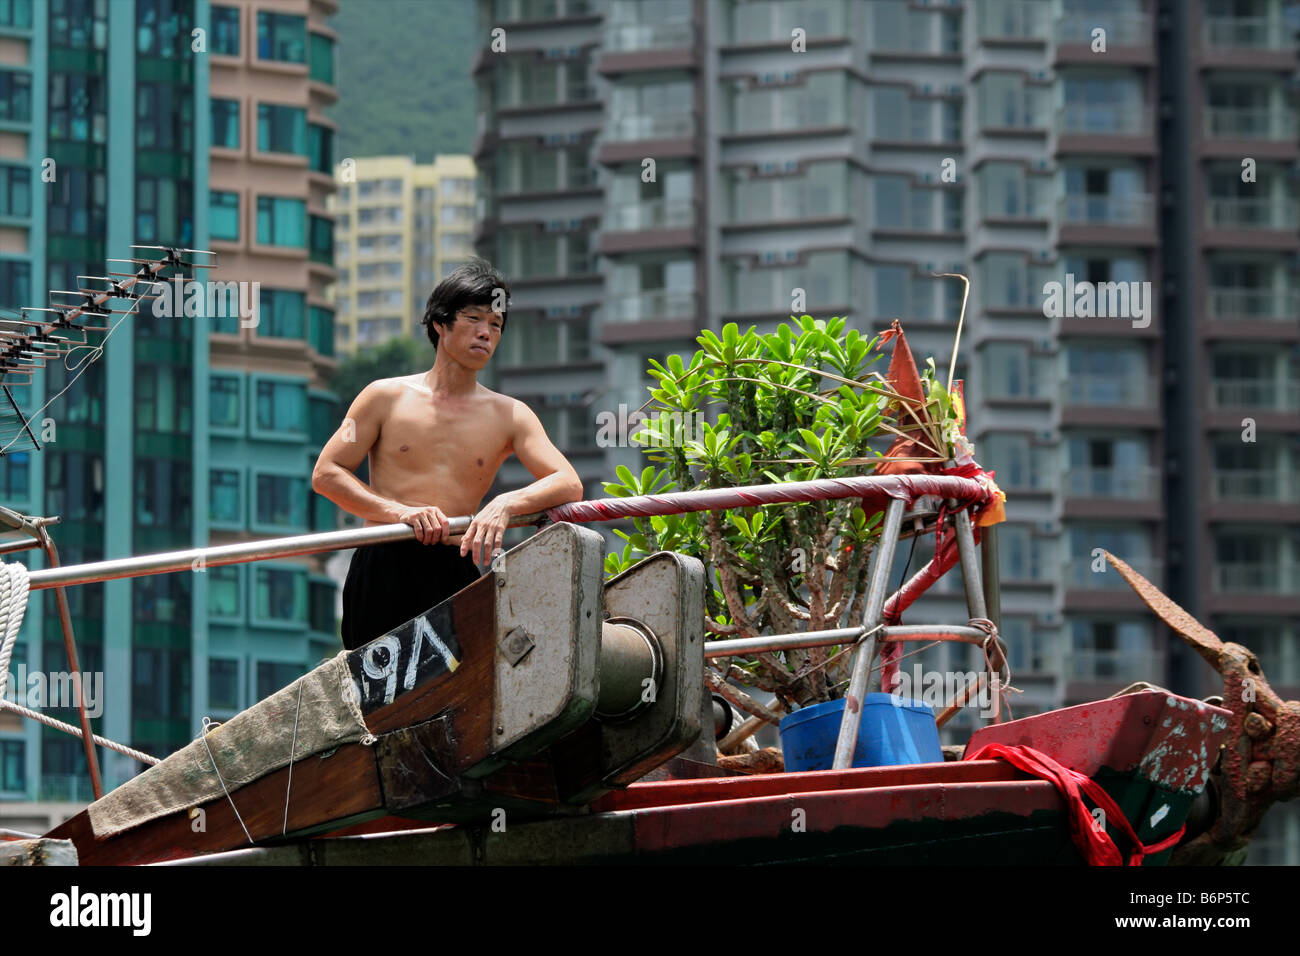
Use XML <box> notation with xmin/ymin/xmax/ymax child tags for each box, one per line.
<box><xmin>3</xmin><ymin>475</ymin><xmax>1003</xmax><ymax>793</ymax></box>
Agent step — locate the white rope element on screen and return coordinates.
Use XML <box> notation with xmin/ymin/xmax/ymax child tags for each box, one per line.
<box><xmin>282</xmin><ymin>677</ymin><xmax>305</xmax><ymax>835</ymax></box>
<box><xmin>198</xmin><ymin>716</ymin><xmax>254</xmax><ymax>845</ymax></box>
<box><xmin>0</xmin><ymin>697</ymin><xmax>159</xmax><ymax>766</ymax></box>
<box><xmin>0</xmin><ymin>560</ymin><xmax>30</xmax><ymax>701</ymax></box>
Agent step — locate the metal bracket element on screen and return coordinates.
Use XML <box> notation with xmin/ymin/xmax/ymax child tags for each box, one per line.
<box><xmin>501</xmin><ymin>626</ymin><xmax>535</xmax><ymax>667</ymax></box>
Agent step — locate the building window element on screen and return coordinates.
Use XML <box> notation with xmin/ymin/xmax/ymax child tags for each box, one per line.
<box><xmin>210</xmin><ymin>469</ymin><xmax>241</xmax><ymax>525</ymax></box>
<box><xmin>210</xmin><ymin>375</ymin><xmax>240</xmax><ymax>427</ymax></box>
<box><xmin>257</xmin><ymin>11</ymin><xmax>305</xmax><ymax>63</ymax></box>
<box><xmin>134</xmin><ymin>364</ymin><xmax>193</xmax><ymax>434</ymax></box>
<box><xmin>49</xmin><ymin>70</ymin><xmax>105</xmax><ymax>143</ymax></box>
<box><xmin>309</xmin><ymin>308</ymin><xmax>335</xmax><ymax>358</ymax></box>
<box><xmin>136</xmin><ymin>175</ymin><xmax>194</xmax><ymax>247</ymax></box>
<box><xmin>0</xmin><ymin>260</ymin><xmax>29</xmax><ymax>311</ymax></box>
<box><xmin>0</xmin><ymin>740</ymin><xmax>24</xmax><ymax>792</ymax></box>
<box><xmin>0</xmin><ymin>69</ymin><xmax>31</xmax><ymax>122</ymax></box>
<box><xmin>309</xmin><ymin>580</ymin><xmax>334</xmax><ymax>634</ymax></box>
<box><xmin>211</xmin><ymin>4</ymin><xmax>239</xmax><ymax>55</ymax></box>
<box><xmin>134</xmin><ymin>458</ymin><xmax>192</xmax><ymax>528</ymax></box>
<box><xmin>212</xmin><ymin>98</ymin><xmax>239</xmax><ymax>148</ymax></box>
<box><xmin>255</xmin><ymin>568</ymin><xmax>306</xmax><ymax>623</ymax></box>
<box><xmin>208</xmin><ymin>658</ymin><xmax>239</xmax><ymax>710</ymax></box>
<box><xmin>0</xmin><ymin>451</ymin><xmax>29</xmax><ymax>499</ymax></box>
<box><xmin>0</xmin><ymin>164</ymin><xmax>30</xmax><ymax>217</ymax></box>
<box><xmin>257</xmin><ymin>288</ymin><xmax>306</xmax><ymax>339</ymax></box>
<box><xmin>309</xmin><ymin>214</ymin><xmax>333</xmax><ymax>265</ymax></box>
<box><xmin>308</xmin><ymin>123</ymin><xmax>334</xmax><ymax>174</ymax></box>
<box><xmin>131</xmin><ymin>647</ymin><xmax>191</xmax><ymax>721</ymax></box>
<box><xmin>210</xmin><ymin>190</ymin><xmax>239</xmax><ymax>241</ymax></box>
<box><xmin>136</xmin><ymin>0</ymin><xmax>191</xmax><ymax>58</ymax></box>
<box><xmin>254</xmin><ymin>379</ymin><xmax>307</xmax><ymax>433</ymax></box>
<box><xmin>132</xmin><ymin>573</ymin><xmax>191</xmax><ymax>625</ymax></box>
<box><xmin>0</xmin><ymin>0</ymin><xmax>33</xmax><ymax>29</ymax></box>
<box><xmin>257</xmin><ymin>660</ymin><xmax>303</xmax><ymax>698</ymax></box>
<box><xmin>256</xmin><ymin>196</ymin><xmax>306</xmax><ymax>246</ymax></box>
<box><xmin>255</xmin><ymin>473</ymin><xmax>307</xmax><ymax>528</ymax></box>
<box><xmin>257</xmin><ymin>103</ymin><xmax>307</xmax><ymax>155</ymax></box>
<box><xmin>309</xmin><ymin>32</ymin><xmax>334</xmax><ymax>84</ymax></box>
<box><xmin>208</xmin><ymin>565</ymin><xmax>240</xmax><ymax>618</ymax></box>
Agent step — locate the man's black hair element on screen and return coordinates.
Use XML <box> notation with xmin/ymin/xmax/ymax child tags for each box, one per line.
<box><xmin>421</xmin><ymin>256</ymin><xmax>511</xmax><ymax>349</ymax></box>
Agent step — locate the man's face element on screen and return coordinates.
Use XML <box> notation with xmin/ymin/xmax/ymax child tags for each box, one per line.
<box><xmin>441</xmin><ymin>304</ymin><xmax>503</xmax><ymax>368</ymax></box>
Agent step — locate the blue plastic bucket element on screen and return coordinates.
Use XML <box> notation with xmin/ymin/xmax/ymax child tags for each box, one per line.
<box><xmin>778</xmin><ymin>694</ymin><xmax>943</xmax><ymax>772</ymax></box>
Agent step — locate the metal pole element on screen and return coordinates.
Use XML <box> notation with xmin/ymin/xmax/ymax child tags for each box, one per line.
<box><xmin>22</xmin><ymin>515</ymin><xmax>537</xmax><ymax>590</ymax></box>
<box><xmin>832</xmin><ymin>497</ymin><xmax>906</xmax><ymax>770</ymax></box>
<box><xmin>980</xmin><ymin>523</ymin><xmax>1001</xmax><ymax>632</ymax></box>
<box><xmin>0</xmin><ymin>536</ymin><xmax>41</xmax><ymax>556</ymax></box>
<box><xmin>34</xmin><ymin>525</ymin><xmax>103</xmax><ymax>799</ymax></box>
<box><xmin>953</xmin><ymin>508</ymin><xmax>987</xmax><ymax>620</ymax></box>
<box><xmin>704</xmin><ymin>624</ymin><xmax>991</xmax><ymax>659</ymax></box>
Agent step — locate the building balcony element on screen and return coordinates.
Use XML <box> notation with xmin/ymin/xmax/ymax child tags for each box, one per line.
<box><xmin>1064</xmin><ymin>465</ymin><xmax>1159</xmax><ymax>499</ymax></box>
<box><xmin>1204</xmin><ymin>107</ymin><xmax>1297</xmax><ymax>141</ymax></box>
<box><xmin>1065</xmin><ymin>649</ymin><xmax>1165</xmax><ymax>682</ymax></box>
<box><xmin>1203</xmin><ymin>16</ymin><xmax>1291</xmax><ymax>50</ymax></box>
<box><xmin>1057</xmin><ymin>104</ymin><xmax>1151</xmax><ymax>136</ymax></box>
<box><xmin>976</xmin><ymin>0</ymin><xmax>1047</xmax><ymax>41</ymax></box>
<box><xmin>1059</xmin><ymin>193</ymin><xmax>1154</xmax><ymax>226</ymax></box>
<box><xmin>1211</xmin><ymin>469</ymin><xmax>1300</xmax><ymax>503</ymax></box>
<box><xmin>1065</xmin><ymin>556</ymin><xmax>1162</xmax><ymax>590</ymax></box>
<box><xmin>1061</xmin><ymin>376</ymin><xmax>1154</xmax><ymax>407</ymax></box>
<box><xmin>37</xmin><ymin>773</ymin><xmax>98</xmax><ymax>802</ymax></box>
<box><xmin>605</xmin><ymin>288</ymin><xmax>697</xmax><ymax>323</ymax></box>
<box><xmin>603</xmin><ymin>20</ymin><xmax>693</xmax><ymax>52</ymax></box>
<box><xmin>605</xmin><ymin>111</ymin><xmax>694</xmax><ymax>143</ymax></box>
<box><xmin>1205</xmin><ymin>197</ymin><xmax>1299</xmax><ymax>230</ymax></box>
<box><xmin>978</xmin><ymin>104</ymin><xmax>1049</xmax><ymax>134</ymax></box>
<box><xmin>1210</xmin><ymin>379</ymin><xmax>1300</xmax><ymax>412</ymax></box>
<box><xmin>499</xmin><ymin>84</ymin><xmax>599</xmax><ymax>111</ymax></box>
<box><xmin>1056</xmin><ymin>12</ymin><xmax>1150</xmax><ymax>47</ymax></box>
<box><xmin>1213</xmin><ymin>563</ymin><xmax>1300</xmax><ymax>593</ymax></box>
<box><xmin>604</xmin><ymin>198</ymin><xmax>694</xmax><ymax>232</ymax></box>
<box><xmin>1207</xmin><ymin>287</ymin><xmax>1300</xmax><ymax>322</ymax></box>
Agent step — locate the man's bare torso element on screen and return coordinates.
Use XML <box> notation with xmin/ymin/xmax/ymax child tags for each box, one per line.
<box><xmin>365</xmin><ymin>374</ymin><xmax>515</xmax><ymax>543</ymax></box>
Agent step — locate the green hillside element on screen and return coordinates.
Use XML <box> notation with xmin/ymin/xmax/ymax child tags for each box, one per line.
<box><xmin>327</xmin><ymin>0</ymin><xmax>479</xmax><ymax>161</ymax></box>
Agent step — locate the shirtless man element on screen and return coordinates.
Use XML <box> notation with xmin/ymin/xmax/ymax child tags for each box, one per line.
<box><xmin>311</xmin><ymin>258</ymin><xmax>584</xmax><ymax>650</ymax></box>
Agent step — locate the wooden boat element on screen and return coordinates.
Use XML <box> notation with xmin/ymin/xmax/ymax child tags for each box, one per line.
<box><xmin>41</xmin><ymin>524</ymin><xmax>1293</xmax><ymax>867</ymax></box>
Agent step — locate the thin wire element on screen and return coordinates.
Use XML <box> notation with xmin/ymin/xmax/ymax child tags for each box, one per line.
<box><xmin>282</xmin><ymin>678</ymin><xmax>305</xmax><ymax>835</ymax></box>
<box><xmin>198</xmin><ymin>716</ymin><xmax>254</xmax><ymax>845</ymax></box>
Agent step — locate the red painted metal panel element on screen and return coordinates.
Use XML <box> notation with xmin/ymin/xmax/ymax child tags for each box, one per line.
<box><xmin>967</xmin><ymin>690</ymin><xmax>1231</xmax><ymax>793</ymax></box>
<box><xmin>628</xmin><ymin>780</ymin><xmax>1062</xmax><ymax>853</ymax></box>
<box><xmin>592</xmin><ymin>760</ymin><xmax>1027</xmax><ymax>813</ymax></box>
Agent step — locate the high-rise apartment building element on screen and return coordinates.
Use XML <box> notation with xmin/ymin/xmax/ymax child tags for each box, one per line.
<box><xmin>472</xmin><ymin>0</ymin><xmax>1299</xmax><ymax>859</ymax></box>
<box><xmin>0</xmin><ymin>0</ymin><xmax>340</xmax><ymax>831</ymax></box>
<box><xmin>329</xmin><ymin>154</ymin><xmax>477</xmax><ymax>354</ymax></box>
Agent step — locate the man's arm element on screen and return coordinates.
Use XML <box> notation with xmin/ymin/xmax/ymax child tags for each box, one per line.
<box><xmin>459</xmin><ymin>398</ymin><xmax>584</xmax><ymax>563</ymax></box>
<box><xmin>310</xmin><ymin>381</ymin><xmax>452</xmax><ymax>544</ymax></box>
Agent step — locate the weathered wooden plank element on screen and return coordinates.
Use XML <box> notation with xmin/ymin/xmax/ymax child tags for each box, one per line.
<box><xmin>48</xmin><ymin>741</ymin><xmax>385</xmax><ymax>865</ymax></box>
